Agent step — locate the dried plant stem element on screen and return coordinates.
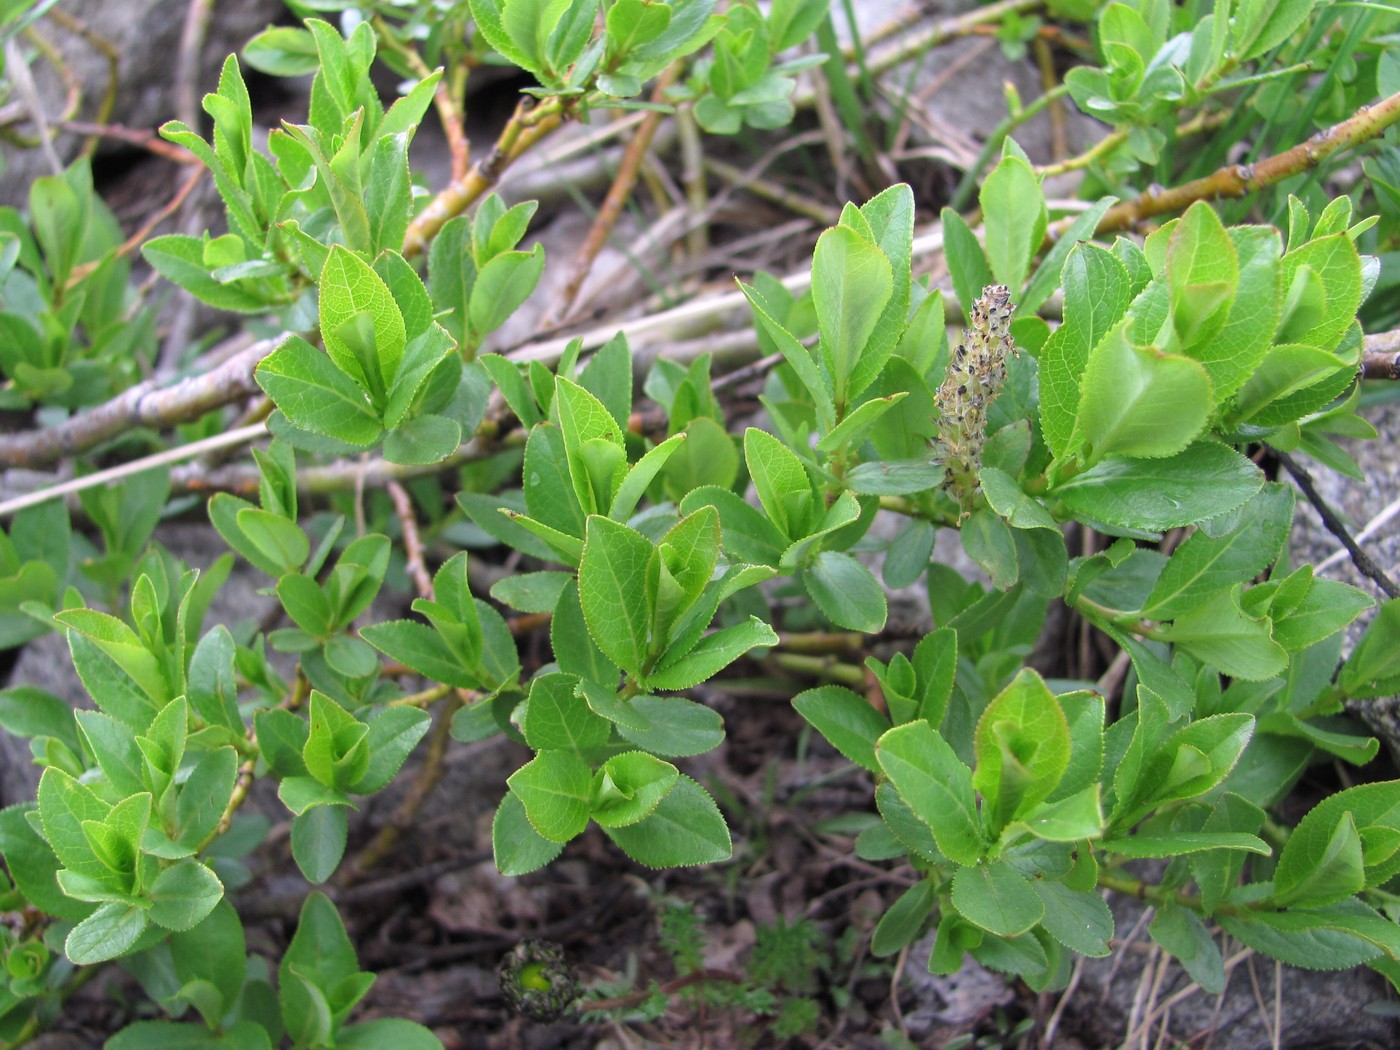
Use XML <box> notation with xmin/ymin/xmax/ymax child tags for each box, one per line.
<box><xmin>545</xmin><ymin>69</ymin><xmax>678</xmax><ymax>328</ymax></box>
<box><xmin>373</xmin><ymin>16</ymin><xmax>469</xmax><ymax>179</ymax></box>
<box><xmin>0</xmin><ymin>336</ymin><xmax>275</xmax><ymax>470</ymax></box>
<box><xmin>0</xmin><ymin>422</ymin><xmax>267</xmax><ymax>518</ymax></box>
<box><xmin>403</xmin><ymin>96</ymin><xmax>566</xmax><ymax>258</ymax></box>
<box><xmin>174</xmin><ymin>0</ymin><xmax>216</xmax><ymax>131</ymax></box>
<box><xmin>1050</xmin><ymin>88</ymin><xmax>1400</xmax><ymax>241</ymax></box>
<box><xmin>339</xmin><ymin>691</ymin><xmax>465</xmax><ymax>884</ymax></box>
<box><xmin>1363</xmin><ymin>328</ymin><xmax>1400</xmax><ymax>379</ymax></box>
<box><xmin>388</xmin><ymin>480</ymin><xmax>434</xmax><ymax>599</ymax></box>
<box><xmin>1273</xmin><ymin>449</ymin><xmax>1400</xmax><ymax>599</ymax></box>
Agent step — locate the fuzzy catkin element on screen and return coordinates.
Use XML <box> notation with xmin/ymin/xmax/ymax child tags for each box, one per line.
<box><xmin>935</xmin><ymin>284</ymin><xmax>1017</xmax><ymax>516</ymax></box>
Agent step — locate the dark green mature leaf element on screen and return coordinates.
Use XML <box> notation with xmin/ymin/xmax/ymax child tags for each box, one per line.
<box><xmin>340</xmin><ymin>1019</ymin><xmax>444</xmax><ymax>1050</ymax></box>
<box><xmin>793</xmin><ymin>685</ymin><xmax>889</xmax><ymax>773</ymax></box>
<box><xmin>1035</xmin><ymin>879</ymin><xmax>1113</xmax><ymax>957</ymax></box>
<box><xmin>1053</xmin><ymin>442</ymin><xmax>1262</xmax><ymax>531</ymax></box>
<box><xmin>148</xmin><ymin>861</ymin><xmax>223</xmax><ymax>932</ymax></box>
<box><xmin>1340</xmin><ymin>599</ymin><xmax>1400</xmax><ymax>697</ymax></box>
<box><xmin>951</xmin><ymin>861</ymin><xmax>1043</xmax><ymax>937</ymax></box>
<box><xmin>1158</xmin><ymin>587</ymin><xmax>1287</xmax><ymax>681</ymax></box>
<box><xmin>872</xmin><ymin>878</ymin><xmax>936</xmax><ymax>958</ymax></box>
<box><xmin>1145</xmin><ymin>484</ymin><xmax>1293</xmax><ymax>618</ymax></box>
<box><xmin>291</xmin><ymin>806</ymin><xmax>348</xmax><ymax>884</ymax></box>
<box><xmin>1151</xmin><ymin>903</ymin><xmax>1224</xmax><ymax>993</ymax></box>
<box><xmin>613</xmin><ymin>695</ymin><xmax>725</xmax><ymax>757</ymax></box>
<box><xmin>803</xmin><ymin>551</ymin><xmax>887</xmax><ymax>632</ymax></box>
<box><xmin>493</xmin><ymin>792</ymin><xmax>564</xmax><ymax>876</ymax></box>
<box><xmin>1220</xmin><ymin>901</ymin><xmax>1392</xmax><ymax>970</ymax></box>
<box><xmin>522</xmin><ymin>672</ymin><xmax>611</xmax><ymax>758</ymax></box>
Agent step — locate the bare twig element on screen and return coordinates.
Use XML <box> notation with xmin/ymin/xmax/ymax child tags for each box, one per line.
<box><xmin>402</xmin><ymin>96</ymin><xmax>567</xmax><ymax>258</ymax></box>
<box><xmin>387</xmin><ymin>480</ymin><xmax>434</xmax><ymax>601</ymax></box>
<box><xmin>1274</xmin><ymin>448</ymin><xmax>1400</xmax><ymax>599</ymax></box>
<box><xmin>0</xmin><ymin>336</ymin><xmax>276</xmax><ymax>470</ymax></box>
<box><xmin>544</xmin><ymin>68</ymin><xmax>678</xmax><ymax>328</ymax></box>
<box><xmin>1050</xmin><ymin>89</ymin><xmax>1400</xmax><ymax>242</ymax></box>
<box><xmin>174</xmin><ymin>0</ymin><xmax>215</xmax><ymax>132</ymax></box>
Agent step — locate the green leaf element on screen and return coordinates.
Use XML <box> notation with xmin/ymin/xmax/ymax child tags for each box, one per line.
<box><xmin>508</xmin><ymin>750</ymin><xmax>593</xmax><ymax>843</ymax></box>
<box><xmin>320</xmin><ymin>246</ymin><xmax>406</xmax><ymax>403</ymax></box>
<box><xmin>648</xmin><ymin>617</ymin><xmax>777</xmax><ymax>691</ymax></box>
<box><xmin>65</xmin><ymin>902</ymin><xmax>149</xmax><ymax>964</ymax></box>
<box><xmin>1144</xmin><ymin>484</ymin><xmax>1294</xmax><ymax>618</ymax></box>
<box><xmin>522</xmin><ymin>672</ymin><xmax>611</xmax><ymax>758</ymax></box>
<box><xmin>360</xmin><ymin>620</ymin><xmax>479</xmax><ymax>690</ymax></box>
<box><xmin>793</xmin><ymin>685</ymin><xmax>889</xmax><ymax>773</ymax></box>
<box><xmin>1053</xmin><ymin>442</ymin><xmax>1262</xmax><ymax>532</ymax></box>
<box><xmin>980</xmin><ymin>150</ymin><xmax>1046</xmax><ymax>293</ymax></box>
<box><xmin>740</xmin><ymin>281</ymin><xmax>835</xmax><ymax>432</ymax></box>
<box><xmin>255</xmin><ymin>336</ymin><xmax>383</xmax><ymax>447</ymax></box>
<box><xmin>1040</xmin><ymin>243</ymin><xmax>1133</xmax><ymax>458</ymax></box>
<box><xmin>1101</xmin><ymin>832</ymin><xmax>1270</xmax><ymax>858</ymax></box>
<box><xmin>744</xmin><ymin>427</ymin><xmax>814</xmax><ymax>542</ymax></box>
<box><xmin>872</xmin><ymin>878</ymin><xmax>937</xmax><ymax>958</ymax></box>
<box><xmin>469</xmin><ymin>245</ymin><xmax>546</xmax><ymax>337</ymax></box>
<box><xmin>1072</xmin><ymin>323</ymin><xmax>1212</xmax><ymax>463</ymax></box>
<box><xmin>339</xmin><ymin>1019</ymin><xmax>444</xmax><ymax>1050</ymax></box>
<box><xmin>813</xmin><ymin>225</ymin><xmax>893</xmax><ymax>409</ymax></box>
<box><xmin>491</xmin><ymin>571</ymin><xmax>572</xmax><ymax>614</ymax></box>
<box><xmin>1034</xmin><ymin>880</ymin><xmax>1113</xmax><ymax>957</ymax></box>
<box><xmin>1150</xmin><ymin>902</ymin><xmax>1224</xmax><ymax>993</ymax></box>
<box><xmin>175</xmin><ymin>747</ymin><xmax>238</xmax><ymax>849</ymax></box>
<box><xmin>1166</xmin><ymin>201</ymin><xmax>1238</xmax><ymax>351</ymax></box>
<box><xmin>1220</xmin><ymin>901</ymin><xmax>1390</xmax><ymax>970</ymax></box>
<box><xmin>352</xmin><ymin>707</ymin><xmax>432</xmax><ymax>794</ymax></box>
<box><xmin>875</xmin><ymin>720</ymin><xmax>983</xmax><ymax>865</ymax></box>
<box><xmin>280</xmin><ymin>891</ymin><xmax>366</xmax><ymax>1042</ymax></box>
<box><xmin>602</xmin><ymin>775</ymin><xmax>731</xmax><ymax>868</ymax></box>
<box><xmin>1158</xmin><ymin>586</ymin><xmax>1287</xmax><ymax>681</ymax></box>
<box><xmin>383</xmin><ymin>413</ymin><xmax>461</xmax><ymax>465</ymax></box>
<box><xmin>290</xmin><ymin>806</ymin><xmax>348</xmax><ymax>884</ymax></box>
<box><xmin>578</xmin><ymin>516</ymin><xmax>655</xmax><ymax>676</ymax></box>
<box><xmin>148</xmin><ymin>861</ymin><xmax>224</xmax><ymax>932</ymax></box>
<box><xmin>1275</xmin><ymin>781</ymin><xmax>1400</xmax><ymax>903</ymax></box>
<box><xmin>142</xmin><ymin>235</ymin><xmax>271</xmax><ymax>313</ymax></box>
<box><xmin>492</xmin><ymin>792</ymin><xmax>564</xmax><ymax>876</ymax></box>
<box><xmin>612</xmin><ymin>694</ymin><xmax>726</xmax><ymax>758</ymax></box>
<box><xmin>591</xmin><ymin>751</ymin><xmax>679</xmax><ymax>828</ymax></box>
<box><xmin>1341</xmin><ymin>599</ymin><xmax>1400</xmax><ymax>697</ymax></box>
<box><xmin>940</xmin><ymin>207</ymin><xmax>993</xmax><ymax>320</ymax></box>
<box><xmin>951</xmin><ymin>861</ymin><xmax>1043</xmax><ymax>937</ymax></box>
<box><xmin>972</xmin><ymin>669</ymin><xmax>1070</xmax><ymax>836</ymax></box>
<box><xmin>803</xmin><ymin>551</ymin><xmax>887</xmax><ymax>632</ymax></box>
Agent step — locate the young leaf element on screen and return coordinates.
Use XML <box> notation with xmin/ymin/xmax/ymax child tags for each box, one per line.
<box><xmin>812</xmin><ymin>225</ymin><xmax>893</xmax><ymax>409</ymax></box>
<box><xmin>792</xmin><ymin>685</ymin><xmax>890</xmax><ymax>773</ymax></box>
<box><xmin>875</xmin><ymin>720</ymin><xmax>983</xmax><ymax>865</ymax></box>
<box><xmin>601</xmin><ymin>775</ymin><xmax>731</xmax><ymax>867</ymax></box>
<box><xmin>508</xmin><ymin>751</ymin><xmax>594</xmax><ymax>843</ymax></box>
<box><xmin>578</xmin><ymin>516</ymin><xmax>655</xmax><ymax>676</ymax></box>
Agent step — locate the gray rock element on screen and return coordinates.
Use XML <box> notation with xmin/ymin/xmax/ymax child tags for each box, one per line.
<box><xmin>0</xmin><ymin>0</ymin><xmax>281</xmax><ymax>205</ymax></box>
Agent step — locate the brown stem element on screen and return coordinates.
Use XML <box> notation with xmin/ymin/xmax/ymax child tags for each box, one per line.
<box><xmin>1363</xmin><ymin>329</ymin><xmax>1400</xmax><ymax>379</ymax></box>
<box><xmin>1050</xmin><ymin>89</ymin><xmax>1400</xmax><ymax>242</ymax></box>
<box><xmin>387</xmin><ymin>480</ymin><xmax>434</xmax><ymax>600</ymax></box>
<box><xmin>338</xmin><ymin>691</ymin><xmax>466</xmax><ymax>884</ymax></box>
<box><xmin>402</xmin><ymin>97</ymin><xmax>566</xmax><ymax>258</ymax></box>
<box><xmin>1274</xmin><ymin>448</ymin><xmax>1400</xmax><ymax>599</ymax></box>
<box><xmin>582</xmin><ymin>969</ymin><xmax>746</xmax><ymax>1013</ymax></box>
<box><xmin>373</xmin><ymin>17</ymin><xmax>469</xmax><ymax>180</ymax></box>
<box><xmin>0</xmin><ymin>335</ymin><xmax>275</xmax><ymax>470</ymax></box>
<box><xmin>544</xmin><ymin>70</ymin><xmax>677</xmax><ymax>328</ymax></box>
